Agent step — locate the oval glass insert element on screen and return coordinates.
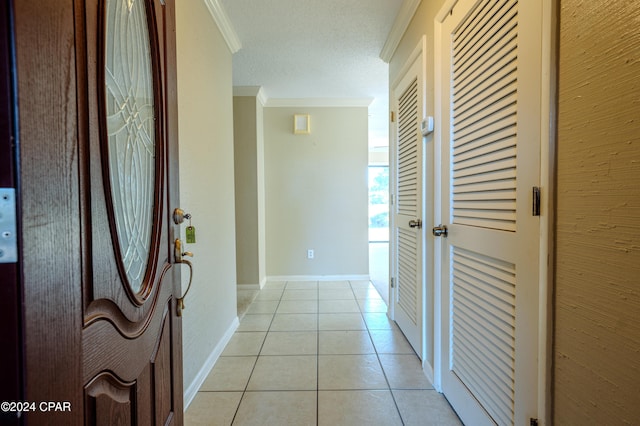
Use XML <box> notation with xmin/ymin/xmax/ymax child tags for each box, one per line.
<box><xmin>104</xmin><ymin>0</ymin><xmax>156</xmax><ymax>293</ymax></box>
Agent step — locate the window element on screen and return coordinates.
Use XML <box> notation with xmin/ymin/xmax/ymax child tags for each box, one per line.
<box><xmin>368</xmin><ymin>166</ymin><xmax>389</xmax><ymax>242</ymax></box>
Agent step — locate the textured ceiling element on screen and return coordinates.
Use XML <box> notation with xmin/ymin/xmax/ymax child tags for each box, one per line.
<box><xmin>220</xmin><ymin>0</ymin><xmax>405</xmax><ymax>147</ymax></box>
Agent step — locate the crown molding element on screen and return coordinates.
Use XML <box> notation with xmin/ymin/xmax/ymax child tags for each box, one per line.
<box><xmin>233</xmin><ymin>86</ymin><xmax>268</xmax><ymax>106</ymax></box>
<box><xmin>380</xmin><ymin>0</ymin><xmax>422</xmax><ymax>63</ymax></box>
<box><xmin>203</xmin><ymin>0</ymin><xmax>242</xmax><ymax>54</ymax></box>
<box><xmin>265</xmin><ymin>98</ymin><xmax>374</xmax><ymax>108</ymax></box>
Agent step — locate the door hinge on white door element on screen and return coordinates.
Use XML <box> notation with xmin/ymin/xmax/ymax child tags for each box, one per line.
<box><xmin>390</xmin><ymin>111</ymin><xmax>395</xmax><ymax>122</ymax></box>
<box><xmin>390</xmin><ymin>194</ymin><xmax>394</xmax><ymax>205</ymax></box>
<box><xmin>390</xmin><ymin>277</ymin><xmax>395</xmax><ymax>288</ymax></box>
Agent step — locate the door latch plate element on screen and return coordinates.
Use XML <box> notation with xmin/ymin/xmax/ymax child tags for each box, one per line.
<box><xmin>0</xmin><ymin>188</ymin><xmax>17</xmax><ymax>263</ymax></box>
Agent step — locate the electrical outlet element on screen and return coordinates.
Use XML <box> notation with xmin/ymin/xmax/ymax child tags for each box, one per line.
<box><xmin>307</xmin><ymin>249</ymin><xmax>314</xmax><ymax>259</ymax></box>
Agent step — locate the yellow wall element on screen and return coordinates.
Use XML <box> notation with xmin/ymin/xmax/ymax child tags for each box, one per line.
<box><xmin>264</xmin><ymin>106</ymin><xmax>369</xmax><ymax>277</ymax></box>
<box><xmin>175</xmin><ymin>0</ymin><xmax>238</xmax><ymax>398</ymax></box>
<box><xmin>233</xmin><ymin>93</ymin><xmax>267</xmax><ymax>287</ymax></box>
<box><xmin>554</xmin><ymin>0</ymin><xmax>640</xmax><ymax>422</ymax></box>
<box><xmin>233</xmin><ymin>96</ymin><xmax>262</xmax><ymax>285</ymax></box>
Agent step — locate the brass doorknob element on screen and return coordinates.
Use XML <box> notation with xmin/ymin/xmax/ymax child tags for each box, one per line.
<box><xmin>173</xmin><ymin>208</ymin><xmax>192</xmax><ymax>225</ymax></box>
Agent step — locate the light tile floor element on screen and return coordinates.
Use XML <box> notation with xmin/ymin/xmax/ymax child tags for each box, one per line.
<box><xmin>186</xmin><ymin>280</ymin><xmax>462</xmax><ymax>426</ymax></box>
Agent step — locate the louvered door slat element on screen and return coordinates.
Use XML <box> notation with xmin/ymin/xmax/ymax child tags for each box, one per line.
<box><xmin>453</xmin><ymin>316</ymin><xmax>514</xmax><ymax>378</ymax></box>
<box><xmin>454</xmin><ymin>0</ymin><xmax>516</xmax><ymax>83</ymax></box>
<box><xmin>453</xmin><ymin>36</ymin><xmax>517</xmax><ymax>106</ymax></box>
<box><xmin>454</xmin><ymin>189</ymin><xmax>515</xmax><ymax>201</ymax></box>
<box><xmin>452</xmin><ymin>323</ymin><xmax>514</xmax><ymax>399</ymax></box>
<box><xmin>454</xmin><ymin>130</ymin><xmax>515</xmax><ymax>161</ymax></box>
<box><xmin>454</xmin><ymin>146</ymin><xmax>516</xmax><ymax>173</ymax></box>
<box><xmin>453</xmin><ymin>178</ymin><xmax>514</xmax><ymax>194</ymax></box>
<box><xmin>453</xmin><ymin>296</ymin><xmax>514</xmax><ymax>363</ymax></box>
<box><xmin>397</xmin><ymin>228</ymin><xmax>417</xmax><ymax>324</ymax></box>
<box><xmin>452</xmin><ymin>246</ymin><xmax>516</xmax><ymax>426</ymax></box>
<box><xmin>397</xmin><ymin>77</ymin><xmax>419</xmax><ymax>217</ymax></box>
<box><xmin>455</xmin><ymin>79</ymin><xmax>517</xmax><ymax>129</ymax></box>
<box><xmin>454</xmin><ymin>167</ymin><xmax>515</xmax><ymax>185</ymax></box>
<box><xmin>454</xmin><ymin>103</ymin><xmax>517</xmax><ymax>145</ymax></box>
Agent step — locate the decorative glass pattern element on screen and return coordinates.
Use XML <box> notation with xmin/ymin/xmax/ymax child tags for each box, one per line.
<box><xmin>105</xmin><ymin>0</ymin><xmax>156</xmax><ymax>293</ymax></box>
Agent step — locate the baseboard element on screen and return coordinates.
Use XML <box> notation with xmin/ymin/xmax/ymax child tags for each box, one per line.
<box><xmin>237</xmin><ymin>283</ymin><xmax>260</xmax><ymax>290</ymax></box>
<box><xmin>183</xmin><ymin>316</ymin><xmax>240</xmax><ymax>410</ymax></box>
<box><xmin>237</xmin><ymin>276</ymin><xmax>268</xmax><ymax>290</ymax></box>
<box><xmin>266</xmin><ymin>274</ymin><xmax>370</xmax><ymax>282</ymax></box>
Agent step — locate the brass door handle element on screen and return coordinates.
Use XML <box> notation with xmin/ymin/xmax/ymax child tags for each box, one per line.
<box><xmin>175</xmin><ymin>238</ymin><xmax>194</xmax><ymax>316</ymax></box>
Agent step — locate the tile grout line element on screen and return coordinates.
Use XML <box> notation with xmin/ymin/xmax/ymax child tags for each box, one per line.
<box><xmin>229</xmin><ymin>280</ymin><xmax>415</xmax><ymax>425</ymax></box>
<box><xmin>230</xmin><ymin>281</ymin><xmax>286</xmax><ymax>425</ymax></box>
<box><xmin>316</xmin><ymin>281</ymin><xmax>320</xmax><ymax>426</ymax></box>
<box><xmin>357</xmin><ymin>279</ymin><xmax>407</xmax><ymax>426</ymax></box>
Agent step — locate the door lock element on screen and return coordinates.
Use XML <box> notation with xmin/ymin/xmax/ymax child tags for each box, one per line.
<box><xmin>432</xmin><ymin>225</ymin><xmax>448</xmax><ymax>237</ymax></box>
<box><xmin>173</xmin><ymin>208</ymin><xmax>191</xmax><ymax>225</ymax></box>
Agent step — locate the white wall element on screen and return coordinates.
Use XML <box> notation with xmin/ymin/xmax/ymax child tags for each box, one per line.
<box><xmin>264</xmin><ymin>106</ymin><xmax>369</xmax><ymax>278</ymax></box>
<box><xmin>175</xmin><ymin>0</ymin><xmax>238</xmax><ymax>401</ymax></box>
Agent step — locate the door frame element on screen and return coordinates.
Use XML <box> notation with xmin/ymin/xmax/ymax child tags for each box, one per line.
<box><xmin>432</xmin><ymin>0</ymin><xmax>556</xmax><ymax>424</ymax></box>
<box><xmin>0</xmin><ymin>2</ymin><xmax>22</xmax><ymax>424</ymax></box>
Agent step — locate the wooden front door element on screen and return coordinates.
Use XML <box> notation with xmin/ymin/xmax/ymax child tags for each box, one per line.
<box><xmin>13</xmin><ymin>0</ymin><xmax>183</xmax><ymax>424</ymax></box>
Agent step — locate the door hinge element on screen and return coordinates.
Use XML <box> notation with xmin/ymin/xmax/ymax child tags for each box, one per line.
<box><xmin>390</xmin><ymin>111</ymin><xmax>395</xmax><ymax>123</ymax></box>
<box><xmin>530</xmin><ymin>418</ymin><xmax>539</xmax><ymax>426</ymax></box>
<box><xmin>390</xmin><ymin>194</ymin><xmax>394</xmax><ymax>205</ymax></box>
<box><xmin>532</xmin><ymin>186</ymin><xmax>541</xmax><ymax>216</ymax></box>
<box><xmin>390</xmin><ymin>277</ymin><xmax>395</xmax><ymax>288</ymax></box>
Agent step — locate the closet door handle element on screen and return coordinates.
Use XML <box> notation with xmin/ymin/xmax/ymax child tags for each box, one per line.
<box><xmin>432</xmin><ymin>225</ymin><xmax>448</xmax><ymax>237</ymax></box>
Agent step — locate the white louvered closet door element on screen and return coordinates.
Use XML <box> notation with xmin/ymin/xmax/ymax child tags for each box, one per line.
<box><xmin>438</xmin><ymin>0</ymin><xmax>542</xmax><ymax>424</ymax></box>
<box><xmin>392</xmin><ymin>54</ymin><xmax>424</xmax><ymax>359</ymax></box>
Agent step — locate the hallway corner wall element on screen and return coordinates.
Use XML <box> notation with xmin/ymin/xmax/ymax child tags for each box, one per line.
<box><xmin>233</xmin><ymin>91</ymin><xmax>267</xmax><ymax>287</ymax></box>
<box><xmin>175</xmin><ymin>0</ymin><xmax>238</xmax><ymax>399</ymax></box>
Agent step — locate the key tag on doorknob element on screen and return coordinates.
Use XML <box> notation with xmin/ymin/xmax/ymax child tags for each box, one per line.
<box><xmin>186</xmin><ymin>226</ymin><xmax>196</xmax><ymax>244</ymax></box>
<box><xmin>185</xmin><ymin>215</ymin><xmax>196</xmax><ymax>244</ymax></box>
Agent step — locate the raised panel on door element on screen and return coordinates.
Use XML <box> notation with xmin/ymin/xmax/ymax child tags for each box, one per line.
<box><xmin>438</xmin><ymin>0</ymin><xmax>542</xmax><ymax>424</ymax></box>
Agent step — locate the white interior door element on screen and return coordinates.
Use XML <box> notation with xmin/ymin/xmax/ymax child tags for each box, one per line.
<box><xmin>437</xmin><ymin>0</ymin><xmax>542</xmax><ymax>424</ymax></box>
<box><xmin>391</xmin><ymin>51</ymin><xmax>425</xmax><ymax>360</ymax></box>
